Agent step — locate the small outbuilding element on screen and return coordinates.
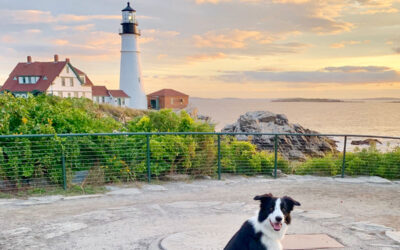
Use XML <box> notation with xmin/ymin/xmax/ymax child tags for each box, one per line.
<box><xmin>147</xmin><ymin>88</ymin><xmax>189</xmax><ymax>110</ymax></box>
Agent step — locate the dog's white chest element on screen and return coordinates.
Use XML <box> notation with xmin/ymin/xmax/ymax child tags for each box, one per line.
<box><xmin>261</xmin><ymin>235</ymin><xmax>282</xmax><ymax>250</ymax></box>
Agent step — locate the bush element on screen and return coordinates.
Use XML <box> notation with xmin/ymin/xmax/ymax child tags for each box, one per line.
<box><xmin>0</xmin><ymin>94</ymin><xmax>218</xmax><ymax>189</ymax></box>
<box><xmin>295</xmin><ymin>145</ymin><xmax>400</xmax><ymax>179</ymax></box>
<box><xmin>220</xmin><ymin>137</ymin><xmax>288</xmax><ymax>175</ymax></box>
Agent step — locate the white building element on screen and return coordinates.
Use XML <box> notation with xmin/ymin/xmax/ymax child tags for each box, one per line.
<box><xmin>92</xmin><ymin>86</ymin><xmax>130</xmax><ymax>107</ymax></box>
<box><xmin>1</xmin><ymin>55</ymin><xmax>130</xmax><ymax>107</ymax></box>
<box><xmin>119</xmin><ymin>2</ymin><xmax>147</xmax><ymax>109</ymax></box>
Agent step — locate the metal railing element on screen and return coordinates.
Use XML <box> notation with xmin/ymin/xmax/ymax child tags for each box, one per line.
<box><xmin>0</xmin><ymin>132</ymin><xmax>399</xmax><ymax>192</ymax></box>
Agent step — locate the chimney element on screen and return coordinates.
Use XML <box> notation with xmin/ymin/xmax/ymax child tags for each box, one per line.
<box><xmin>27</xmin><ymin>56</ymin><xmax>32</xmax><ymax>63</ymax></box>
<box><xmin>54</xmin><ymin>54</ymin><xmax>59</xmax><ymax>63</ymax></box>
<box><xmin>66</xmin><ymin>58</ymin><xmax>70</xmax><ymax>63</ymax></box>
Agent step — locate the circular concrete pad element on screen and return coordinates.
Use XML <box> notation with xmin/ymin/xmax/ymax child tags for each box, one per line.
<box><xmin>160</xmin><ymin>230</ymin><xmax>228</xmax><ymax>250</ymax></box>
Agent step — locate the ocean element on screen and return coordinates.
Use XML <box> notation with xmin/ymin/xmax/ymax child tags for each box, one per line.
<box><xmin>190</xmin><ymin>98</ymin><xmax>400</xmax><ymax>137</ymax></box>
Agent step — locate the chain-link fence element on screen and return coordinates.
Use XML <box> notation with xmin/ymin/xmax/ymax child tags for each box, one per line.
<box><xmin>0</xmin><ymin>132</ymin><xmax>399</xmax><ymax>192</ymax></box>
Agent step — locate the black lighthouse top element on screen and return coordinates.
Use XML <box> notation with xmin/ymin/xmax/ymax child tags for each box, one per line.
<box><xmin>120</xmin><ymin>2</ymin><xmax>140</xmax><ymax>35</ymax></box>
<box><xmin>122</xmin><ymin>2</ymin><xmax>135</xmax><ymax>12</ymax></box>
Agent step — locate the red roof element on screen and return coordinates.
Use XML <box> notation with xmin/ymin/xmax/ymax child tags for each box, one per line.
<box><xmin>92</xmin><ymin>86</ymin><xmax>110</xmax><ymax>97</ymax></box>
<box><xmin>1</xmin><ymin>61</ymin><xmax>67</xmax><ymax>92</ymax></box>
<box><xmin>0</xmin><ymin>60</ymin><xmax>94</xmax><ymax>92</ymax></box>
<box><xmin>109</xmin><ymin>90</ymin><xmax>129</xmax><ymax>98</ymax></box>
<box><xmin>147</xmin><ymin>88</ymin><xmax>188</xmax><ymax>97</ymax></box>
<box><xmin>73</xmin><ymin>67</ymin><xmax>94</xmax><ymax>86</ymax></box>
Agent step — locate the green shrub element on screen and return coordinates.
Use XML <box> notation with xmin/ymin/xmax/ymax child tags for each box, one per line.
<box><xmin>295</xmin><ymin>145</ymin><xmax>400</xmax><ymax>179</ymax></box>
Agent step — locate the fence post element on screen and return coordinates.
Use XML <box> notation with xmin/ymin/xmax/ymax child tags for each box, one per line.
<box><xmin>274</xmin><ymin>134</ymin><xmax>278</xmax><ymax>179</ymax></box>
<box><xmin>61</xmin><ymin>143</ymin><xmax>67</xmax><ymax>190</ymax></box>
<box><xmin>146</xmin><ymin>134</ymin><xmax>151</xmax><ymax>183</ymax></box>
<box><xmin>341</xmin><ymin>135</ymin><xmax>347</xmax><ymax>178</ymax></box>
<box><xmin>217</xmin><ymin>134</ymin><xmax>221</xmax><ymax>180</ymax></box>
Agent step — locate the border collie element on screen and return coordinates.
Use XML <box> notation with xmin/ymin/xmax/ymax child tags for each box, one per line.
<box><xmin>224</xmin><ymin>193</ymin><xmax>300</xmax><ymax>250</ymax></box>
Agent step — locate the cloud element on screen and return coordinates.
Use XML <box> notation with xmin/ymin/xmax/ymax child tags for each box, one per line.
<box><xmin>218</xmin><ymin>66</ymin><xmax>400</xmax><ymax>84</ymax></box>
<box><xmin>195</xmin><ymin>0</ymin><xmax>231</xmax><ymax>3</ymax></box>
<box><xmin>0</xmin><ymin>9</ymin><xmax>120</xmax><ymax>24</ymax></box>
<box><xmin>193</xmin><ymin>29</ymin><xmax>294</xmax><ymax>49</ymax></box>
<box><xmin>393</xmin><ymin>47</ymin><xmax>400</xmax><ymax>54</ymax></box>
<box><xmin>330</xmin><ymin>40</ymin><xmax>365</xmax><ymax>48</ymax></box>
<box><xmin>186</xmin><ymin>52</ymin><xmax>226</xmax><ymax>62</ymax></box>
<box><xmin>52</xmin><ymin>39</ymin><xmax>69</xmax><ymax>46</ymax></box>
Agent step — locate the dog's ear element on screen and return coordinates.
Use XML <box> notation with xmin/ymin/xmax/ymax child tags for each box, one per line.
<box><xmin>254</xmin><ymin>193</ymin><xmax>273</xmax><ymax>202</ymax></box>
<box><xmin>282</xmin><ymin>196</ymin><xmax>301</xmax><ymax>212</ymax></box>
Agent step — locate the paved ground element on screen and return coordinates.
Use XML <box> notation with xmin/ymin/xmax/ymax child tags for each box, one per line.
<box><xmin>0</xmin><ymin>175</ymin><xmax>399</xmax><ymax>250</ymax></box>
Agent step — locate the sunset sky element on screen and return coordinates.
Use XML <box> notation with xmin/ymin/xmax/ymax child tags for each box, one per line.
<box><xmin>1</xmin><ymin>0</ymin><xmax>400</xmax><ymax>98</ymax></box>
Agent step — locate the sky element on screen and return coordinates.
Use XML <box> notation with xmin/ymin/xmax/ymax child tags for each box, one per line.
<box><xmin>1</xmin><ymin>0</ymin><xmax>400</xmax><ymax>99</ymax></box>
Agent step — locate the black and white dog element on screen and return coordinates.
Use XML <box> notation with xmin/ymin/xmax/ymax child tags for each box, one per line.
<box><xmin>224</xmin><ymin>193</ymin><xmax>300</xmax><ymax>250</ymax></box>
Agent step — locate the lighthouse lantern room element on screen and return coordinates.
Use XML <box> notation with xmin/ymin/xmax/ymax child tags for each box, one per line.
<box><xmin>119</xmin><ymin>2</ymin><xmax>147</xmax><ymax>109</ymax></box>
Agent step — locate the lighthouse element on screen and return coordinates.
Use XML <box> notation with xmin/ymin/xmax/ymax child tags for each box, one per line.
<box><xmin>119</xmin><ymin>2</ymin><xmax>147</xmax><ymax>109</ymax></box>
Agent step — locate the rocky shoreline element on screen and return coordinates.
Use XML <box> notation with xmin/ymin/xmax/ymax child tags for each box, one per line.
<box><xmin>222</xmin><ymin>111</ymin><xmax>338</xmax><ymax>160</ymax></box>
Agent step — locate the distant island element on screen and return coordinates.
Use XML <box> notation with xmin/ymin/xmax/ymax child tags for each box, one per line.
<box><xmin>272</xmin><ymin>98</ymin><xmax>343</xmax><ymax>103</ymax></box>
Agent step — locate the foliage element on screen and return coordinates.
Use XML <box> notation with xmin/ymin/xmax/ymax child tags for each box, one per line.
<box><xmin>295</xmin><ymin>144</ymin><xmax>400</xmax><ymax>179</ymax></box>
<box><xmin>1</xmin><ymin>94</ymin><xmax>398</xmax><ymax>193</ymax></box>
<box><xmin>220</xmin><ymin>137</ymin><xmax>288</xmax><ymax>175</ymax></box>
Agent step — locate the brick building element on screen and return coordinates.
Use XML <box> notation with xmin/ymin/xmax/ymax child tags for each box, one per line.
<box><xmin>147</xmin><ymin>89</ymin><xmax>189</xmax><ymax>110</ymax></box>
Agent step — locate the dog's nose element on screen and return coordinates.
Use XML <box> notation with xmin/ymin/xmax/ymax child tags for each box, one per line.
<box><xmin>275</xmin><ymin>216</ymin><xmax>282</xmax><ymax>222</ymax></box>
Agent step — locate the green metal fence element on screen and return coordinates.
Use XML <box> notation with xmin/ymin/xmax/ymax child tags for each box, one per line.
<box><xmin>0</xmin><ymin>132</ymin><xmax>399</xmax><ymax>192</ymax></box>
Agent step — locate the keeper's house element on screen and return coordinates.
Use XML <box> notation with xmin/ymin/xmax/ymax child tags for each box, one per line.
<box><xmin>147</xmin><ymin>88</ymin><xmax>189</xmax><ymax>110</ymax></box>
<box><xmin>1</xmin><ymin>55</ymin><xmax>130</xmax><ymax>107</ymax></box>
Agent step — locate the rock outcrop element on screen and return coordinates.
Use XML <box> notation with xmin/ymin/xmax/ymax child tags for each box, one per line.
<box><xmin>222</xmin><ymin>111</ymin><xmax>337</xmax><ymax>160</ymax></box>
<box><xmin>351</xmin><ymin>139</ymin><xmax>382</xmax><ymax>146</ymax></box>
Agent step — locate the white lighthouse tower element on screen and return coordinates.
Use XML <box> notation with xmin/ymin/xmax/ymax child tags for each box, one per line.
<box><xmin>119</xmin><ymin>2</ymin><xmax>147</xmax><ymax>109</ymax></box>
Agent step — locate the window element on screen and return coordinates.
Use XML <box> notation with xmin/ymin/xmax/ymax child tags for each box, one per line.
<box><xmin>66</xmin><ymin>66</ymin><xmax>69</xmax><ymax>73</ymax></box>
<box><xmin>74</xmin><ymin>92</ymin><xmax>78</xmax><ymax>98</ymax></box>
<box><xmin>70</xmin><ymin>78</ymin><xmax>74</xmax><ymax>87</ymax></box>
<box><xmin>62</xmin><ymin>78</ymin><xmax>66</xmax><ymax>86</ymax></box>
<box><xmin>59</xmin><ymin>92</ymin><xmax>63</xmax><ymax>98</ymax></box>
<box><xmin>18</xmin><ymin>76</ymin><xmax>40</xmax><ymax>84</ymax></box>
<box><xmin>180</xmin><ymin>98</ymin><xmax>184</xmax><ymax>104</ymax></box>
<box><xmin>102</xmin><ymin>96</ymin><xmax>105</xmax><ymax>103</ymax></box>
<box><xmin>122</xmin><ymin>99</ymin><xmax>125</xmax><ymax>105</ymax></box>
<box><xmin>68</xmin><ymin>93</ymin><xmax>71</xmax><ymax>98</ymax></box>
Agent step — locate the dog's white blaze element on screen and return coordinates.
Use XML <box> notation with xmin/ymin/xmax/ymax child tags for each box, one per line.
<box><xmin>269</xmin><ymin>198</ymin><xmax>284</xmax><ymax>224</ymax></box>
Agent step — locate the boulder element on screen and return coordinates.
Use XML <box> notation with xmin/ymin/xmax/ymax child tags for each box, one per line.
<box><xmin>351</xmin><ymin>139</ymin><xmax>382</xmax><ymax>146</ymax></box>
<box><xmin>222</xmin><ymin>111</ymin><xmax>337</xmax><ymax>160</ymax></box>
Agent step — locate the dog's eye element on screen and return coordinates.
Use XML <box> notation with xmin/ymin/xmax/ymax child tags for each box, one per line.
<box><xmin>282</xmin><ymin>208</ymin><xmax>286</xmax><ymax>212</ymax></box>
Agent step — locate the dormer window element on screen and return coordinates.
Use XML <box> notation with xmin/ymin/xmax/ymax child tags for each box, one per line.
<box><xmin>13</xmin><ymin>77</ymin><xmax>17</xmax><ymax>80</ymax></box>
<box><xmin>18</xmin><ymin>76</ymin><xmax>40</xmax><ymax>84</ymax></box>
<box><xmin>79</xmin><ymin>75</ymin><xmax>85</xmax><ymax>84</ymax></box>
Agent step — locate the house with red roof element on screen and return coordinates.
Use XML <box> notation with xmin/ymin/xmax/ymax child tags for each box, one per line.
<box><xmin>92</xmin><ymin>86</ymin><xmax>130</xmax><ymax>107</ymax></box>
<box><xmin>1</xmin><ymin>55</ymin><xmax>130</xmax><ymax>107</ymax></box>
<box><xmin>147</xmin><ymin>88</ymin><xmax>189</xmax><ymax>110</ymax></box>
